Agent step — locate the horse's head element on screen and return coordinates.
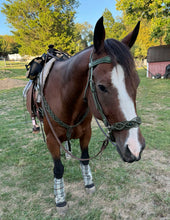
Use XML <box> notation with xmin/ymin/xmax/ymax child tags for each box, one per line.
<box><xmin>87</xmin><ymin>17</ymin><xmax>145</xmax><ymax>163</ymax></box>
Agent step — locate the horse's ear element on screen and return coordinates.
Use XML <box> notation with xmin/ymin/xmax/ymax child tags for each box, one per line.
<box><xmin>121</xmin><ymin>21</ymin><xmax>140</xmax><ymax>48</ymax></box>
<box><xmin>93</xmin><ymin>16</ymin><xmax>105</xmax><ymax>53</ymax></box>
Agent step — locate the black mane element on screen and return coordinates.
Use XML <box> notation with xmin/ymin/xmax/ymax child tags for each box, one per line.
<box><xmin>104</xmin><ymin>39</ymin><xmax>136</xmax><ymax>77</ymax></box>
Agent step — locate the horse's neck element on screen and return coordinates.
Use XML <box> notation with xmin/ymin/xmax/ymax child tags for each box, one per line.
<box><xmin>62</xmin><ymin>48</ymin><xmax>91</xmax><ymax>99</ymax></box>
<box><xmin>62</xmin><ymin>49</ymin><xmax>92</xmax><ymax>123</ymax></box>
<box><xmin>45</xmin><ymin>48</ymin><xmax>92</xmax><ymax>122</ymax></box>
<box><xmin>67</xmin><ymin>48</ymin><xmax>91</xmax><ymax>79</ymax></box>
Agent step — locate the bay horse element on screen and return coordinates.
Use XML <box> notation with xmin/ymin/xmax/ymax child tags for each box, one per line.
<box><xmin>26</xmin><ymin>17</ymin><xmax>145</xmax><ymax>214</ymax></box>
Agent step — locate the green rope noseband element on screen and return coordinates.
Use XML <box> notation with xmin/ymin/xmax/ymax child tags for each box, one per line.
<box><xmin>42</xmin><ymin>51</ymin><xmax>142</xmax><ymax>143</ymax></box>
<box><xmin>109</xmin><ymin>117</ymin><xmax>142</xmax><ymax>131</ymax></box>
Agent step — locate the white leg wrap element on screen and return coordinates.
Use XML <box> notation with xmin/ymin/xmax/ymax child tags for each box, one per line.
<box><xmin>80</xmin><ymin>163</ymin><xmax>93</xmax><ymax>187</ymax></box>
<box><xmin>32</xmin><ymin>117</ymin><xmax>36</xmax><ymax>126</ymax></box>
<box><xmin>65</xmin><ymin>141</ymin><xmax>71</xmax><ymax>159</ymax></box>
<box><xmin>54</xmin><ymin>178</ymin><xmax>65</xmax><ymax>205</ymax></box>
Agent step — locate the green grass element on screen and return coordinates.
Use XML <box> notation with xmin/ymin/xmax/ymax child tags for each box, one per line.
<box><xmin>0</xmin><ymin>60</ymin><xmax>26</xmax><ymax>68</ymax></box>
<box><xmin>0</xmin><ymin>68</ymin><xmax>169</xmax><ymax>219</ymax></box>
<box><xmin>0</xmin><ymin>60</ymin><xmax>26</xmax><ymax>80</ymax></box>
<box><xmin>137</xmin><ymin>69</ymin><xmax>170</xmax><ymax>152</ymax></box>
<box><xmin>0</xmin><ymin>68</ymin><xmax>26</xmax><ymax>80</ymax></box>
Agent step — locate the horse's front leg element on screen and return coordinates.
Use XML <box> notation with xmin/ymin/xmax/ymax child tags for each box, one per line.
<box><xmin>46</xmin><ymin>132</ymin><xmax>68</xmax><ymax>214</ymax></box>
<box><xmin>79</xmin><ymin>129</ymin><xmax>96</xmax><ymax>194</ymax></box>
<box><xmin>53</xmin><ymin>159</ymin><xmax>66</xmax><ymax>206</ymax></box>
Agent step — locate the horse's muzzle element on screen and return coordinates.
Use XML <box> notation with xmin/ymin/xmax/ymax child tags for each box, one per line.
<box><xmin>116</xmin><ymin>141</ymin><xmax>145</xmax><ymax>163</ymax></box>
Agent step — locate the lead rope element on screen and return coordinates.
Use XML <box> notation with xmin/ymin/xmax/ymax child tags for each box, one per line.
<box><xmin>42</xmin><ymin>95</ymin><xmax>89</xmax><ymax>141</ymax></box>
<box><xmin>42</xmin><ymin>97</ymin><xmax>109</xmax><ymax>160</ymax></box>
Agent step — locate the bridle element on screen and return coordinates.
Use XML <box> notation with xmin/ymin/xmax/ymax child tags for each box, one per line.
<box><xmin>85</xmin><ymin>52</ymin><xmax>142</xmax><ymax>141</ymax></box>
<box><xmin>41</xmin><ymin>50</ymin><xmax>142</xmax><ymax>161</ymax></box>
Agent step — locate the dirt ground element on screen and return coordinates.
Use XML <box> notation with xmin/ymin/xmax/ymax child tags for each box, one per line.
<box><xmin>0</xmin><ymin>78</ymin><xmax>27</xmax><ymax>91</ymax></box>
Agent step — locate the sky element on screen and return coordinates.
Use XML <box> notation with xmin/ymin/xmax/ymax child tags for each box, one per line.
<box><xmin>75</xmin><ymin>0</ymin><xmax>121</xmax><ymax>27</ymax></box>
<box><xmin>0</xmin><ymin>0</ymin><xmax>121</xmax><ymax>35</ymax></box>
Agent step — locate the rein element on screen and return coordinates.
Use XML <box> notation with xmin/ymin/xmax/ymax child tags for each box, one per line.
<box><xmin>42</xmin><ymin>95</ymin><xmax>89</xmax><ymax>140</ymax></box>
<box><xmin>40</xmin><ymin>55</ymin><xmax>109</xmax><ymax>161</ymax></box>
<box><xmin>41</xmin><ymin>95</ymin><xmax>109</xmax><ymax>161</ymax></box>
<box><xmin>41</xmin><ymin>51</ymin><xmax>142</xmax><ymax>161</ymax></box>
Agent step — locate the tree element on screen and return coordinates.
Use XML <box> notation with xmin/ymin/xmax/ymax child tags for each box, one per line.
<box><xmin>1</xmin><ymin>0</ymin><xmax>79</xmax><ymax>55</ymax></box>
<box><xmin>0</xmin><ymin>35</ymin><xmax>20</xmax><ymax>57</ymax></box>
<box><xmin>116</xmin><ymin>0</ymin><xmax>170</xmax><ymax>45</ymax></box>
<box><xmin>75</xmin><ymin>22</ymin><xmax>93</xmax><ymax>49</ymax></box>
<box><xmin>103</xmin><ymin>9</ymin><xmax>125</xmax><ymax>40</ymax></box>
<box><xmin>103</xmin><ymin>8</ymin><xmax>115</xmax><ymax>38</ymax></box>
<box><xmin>130</xmin><ymin>21</ymin><xmax>156</xmax><ymax>58</ymax></box>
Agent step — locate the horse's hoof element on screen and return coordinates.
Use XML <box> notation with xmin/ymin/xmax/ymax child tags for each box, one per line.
<box><xmin>56</xmin><ymin>202</ymin><xmax>68</xmax><ymax>216</ymax></box>
<box><xmin>85</xmin><ymin>184</ymin><xmax>96</xmax><ymax>194</ymax></box>
<box><xmin>32</xmin><ymin>126</ymin><xmax>40</xmax><ymax>134</ymax></box>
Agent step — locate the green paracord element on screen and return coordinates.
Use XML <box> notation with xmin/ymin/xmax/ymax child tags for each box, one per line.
<box><xmin>42</xmin><ymin>95</ymin><xmax>89</xmax><ymax>140</ymax></box>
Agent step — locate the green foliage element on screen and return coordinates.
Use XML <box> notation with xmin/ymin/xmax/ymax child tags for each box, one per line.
<box><xmin>75</xmin><ymin>22</ymin><xmax>93</xmax><ymax>48</ymax></box>
<box><xmin>103</xmin><ymin>8</ymin><xmax>115</xmax><ymax>38</ymax></box>
<box><xmin>102</xmin><ymin>8</ymin><xmax>153</xmax><ymax>59</ymax></box>
<box><xmin>103</xmin><ymin>8</ymin><xmax>125</xmax><ymax>40</ymax></box>
<box><xmin>150</xmin><ymin>16</ymin><xmax>170</xmax><ymax>45</ymax></box>
<box><xmin>1</xmin><ymin>0</ymin><xmax>79</xmax><ymax>55</ymax></box>
<box><xmin>116</xmin><ymin>0</ymin><xmax>170</xmax><ymax>45</ymax></box>
<box><xmin>0</xmin><ymin>35</ymin><xmax>20</xmax><ymax>57</ymax></box>
<box><xmin>131</xmin><ymin>21</ymin><xmax>156</xmax><ymax>58</ymax></box>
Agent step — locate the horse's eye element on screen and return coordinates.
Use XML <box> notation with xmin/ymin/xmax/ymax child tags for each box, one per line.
<box><xmin>98</xmin><ymin>84</ymin><xmax>108</xmax><ymax>93</ymax></box>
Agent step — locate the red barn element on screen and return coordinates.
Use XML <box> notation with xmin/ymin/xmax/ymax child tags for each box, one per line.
<box><xmin>147</xmin><ymin>45</ymin><xmax>170</xmax><ymax>78</ymax></box>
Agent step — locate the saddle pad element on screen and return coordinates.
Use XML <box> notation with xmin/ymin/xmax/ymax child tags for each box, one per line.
<box><xmin>36</xmin><ymin>58</ymin><xmax>56</xmax><ymax>103</ymax></box>
<box><xmin>39</xmin><ymin>58</ymin><xmax>56</xmax><ymax>88</ymax></box>
<box><xmin>23</xmin><ymin>58</ymin><xmax>56</xmax><ymax>101</ymax></box>
<box><xmin>23</xmin><ymin>80</ymin><xmax>33</xmax><ymax>97</ymax></box>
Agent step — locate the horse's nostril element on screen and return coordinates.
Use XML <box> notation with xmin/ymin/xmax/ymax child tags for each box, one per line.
<box><xmin>125</xmin><ymin>145</ymin><xmax>137</xmax><ymax>161</ymax></box>
<box><xmin>125</xmin><ymin>144</ymin><xmax>132</xmax><ymax>156</ymax></box>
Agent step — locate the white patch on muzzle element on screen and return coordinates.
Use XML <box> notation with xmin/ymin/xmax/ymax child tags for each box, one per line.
<box><xmin>111</xmin><ymin>64</ymin><xmax>141</xmax><ymax>157</ymax></box>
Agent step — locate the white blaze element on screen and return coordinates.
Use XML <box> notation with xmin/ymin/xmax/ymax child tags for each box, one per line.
<box><xmin>111</xmin><ymin>64</ymin><xmax>141</xmax><ymax>157</ymax></box>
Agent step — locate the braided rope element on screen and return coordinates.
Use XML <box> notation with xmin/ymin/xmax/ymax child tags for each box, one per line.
<box><xmin>88</xmin><ymin>52</ymin><xmax>142</xmax><ymax>135</ymax></box>
<box><xmin>109</xmin><ymin>117</ymin><xmax>141</xmax><ymax>131</ymax></box>
<box><xmin>42</xmin><ymin>95</ymin><xmax>89</xmax><ymax>140</ymax></box>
